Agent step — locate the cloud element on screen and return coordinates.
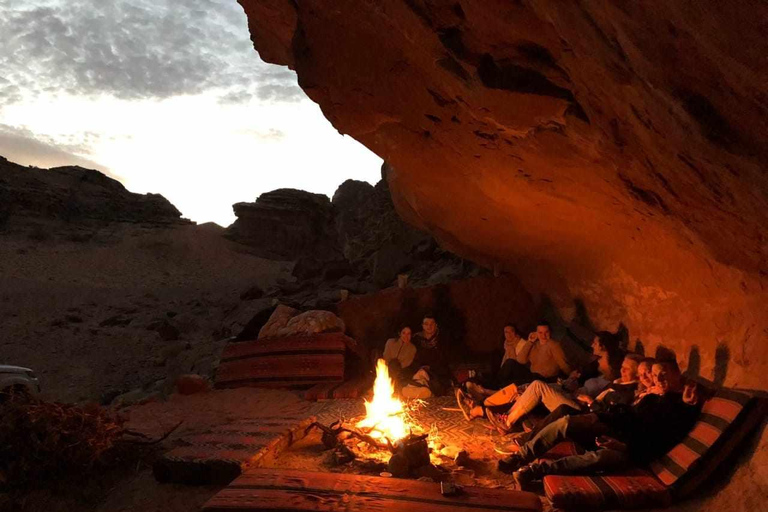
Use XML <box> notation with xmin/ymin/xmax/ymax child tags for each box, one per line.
<box><xmin>0</xmin><ymin>0</ymin><xmax>303</xmax><ymax>106</ymax></box>
<box><xmin>0</xmin><ymin>124</ymin><xmax>122</xmax><ymax>180</ymax></box>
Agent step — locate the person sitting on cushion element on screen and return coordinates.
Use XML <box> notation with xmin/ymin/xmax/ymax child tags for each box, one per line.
<box><xmin>486</xmin><ymin>348</ymin><xmax>620</xmax><ymax>434</ymax></box>
<box><xmin>401</xmin><ymin>314</ymin><xmax>452</xmax><ymax>398</ymax></box>
<box><xmin>498</xmin><ymin>360</ymin><xmax>701</xmax><ymax>490</ymax></box>
<box><xmin>382</xmin><ymin>326</ymin><xmax>417</xmax><ymax>388</ymax></box>
<box><xmin>495</xmin><ymin>353</ymin><xmax>641</xmax><ymax>453</ymax></box>
<box><xmin>502</xmin><ymin>321</ymin><xmax>576</xmax><ymax>385</ymax></box>
<box><xmin>496</xmin><ymin>323</ymin><xmax>529</xmax><ymax>387</ymax></box>
<box><xmin>458</xmin><ymin>331</ymin><xmax>620</xmax><ymax>423</ymax></box>
<box><xmin>634</xmin><ymin>357</ymin><xmax>657</xmax><ymax>398</ymax></box>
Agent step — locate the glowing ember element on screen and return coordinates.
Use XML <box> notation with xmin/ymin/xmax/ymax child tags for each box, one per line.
<box><xmin>356</xmin><ymin>359</ymin><xmax>411</xmax><ymax>442</ymax></box>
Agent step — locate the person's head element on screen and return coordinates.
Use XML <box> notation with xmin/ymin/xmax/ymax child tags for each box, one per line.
<box><xmin>597</xmin><ymin>353</ymin><xmax>616</xmax><ymax>380</ymax></box>
<box><xmin>536</xmin><ymin>321</ymin><xmax>551</xmax><ymax>343</ymax></box>
<box><xmin>592</xmin><ymin>331</ymin><xmax>619</xmax><ymax>357</ymax></box>
<box><xmin>504</xmin><ymin>324</ymin><xmax>520</xmax><ymax>342</ymax></box>
<box><xmin>422</xmin><ymin>314</ymin><xmax>438</xmax><ymax>337</ymax></box>
<box><xmin>398</xmin><ymin>326</ymin><xmax>412</xmax><ymax>343</ymax></box>
<box><xmin>638</xmin><ymin>357</ymin><xmax>656</xmax><ymax>389</ymax></box>
<box><xmin>621</xmin><ymin>354</ymin><xmax>642</xmax><ymax>383</ymax></box>
<box><xmin>652</xmin><ymin>360</ymin><xmax>683</xmax><ymax>394</ymax></box>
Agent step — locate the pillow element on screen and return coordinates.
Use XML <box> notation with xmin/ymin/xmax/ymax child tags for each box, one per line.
<box><xmin>649</xmin><ymin>388</ymin><xmax>758</xmax><ymax>496</ymax></box>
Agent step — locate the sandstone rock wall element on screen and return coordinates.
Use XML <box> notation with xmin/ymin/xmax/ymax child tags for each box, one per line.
<box><xmin>336</xmin><ymin>274</ymin><xmax>539</xmax><ymax>358</ymax></box>
<box><xmin>238</xmin><ymin>0</ymin><xmax>768</xmax><ymax>390</ymax></box>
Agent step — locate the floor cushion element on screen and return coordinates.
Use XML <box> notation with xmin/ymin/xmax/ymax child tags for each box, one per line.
<box><xmin>544</xmin><ymin>469</ymin><xmax>671</xmax><ymax>510</ymax></box>
<box><xmin>543</xmin><ymin>388</ymin><xmax>764</xmax><ymax>509</ymax></box>
<box><xmin>649</xmin><ymin>388</ymin><xmax>762</xmax><ymax>497</ymax></box>
<box><xmin>215</xmin><ymin>333</ymin><xmax>352</xmax><ymax>389</ymax></box>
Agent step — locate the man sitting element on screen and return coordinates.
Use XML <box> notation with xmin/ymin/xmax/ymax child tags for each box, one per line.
<box><xmin>495</xmin><ymin>354</ymin><xmax>642</xmax><ymax>451</ymax></box>
<box><xmin>487</xmin><ymin>348</ymin><xmax>622</xmax><ymax>434</ymax></box>
<box><xmin>500</xmin><ymin>321</ymin><xmax>576</xmax><ymax>385</ymax></box>
<box><xmin>401</xmin><ymin>314</ymin><xmax>452</xmax><ymax>398</ymax></box>
<box><xmin>498</xmin><ymin>360</ymin><xmax>701</xmax><ymax>490</ymax></box>
<box><xmin>459</xmin><ymin>331</ymin><xmax>620</xmax><ymax>425</ymax></box>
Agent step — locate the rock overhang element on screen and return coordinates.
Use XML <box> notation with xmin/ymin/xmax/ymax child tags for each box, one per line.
<box><xmin>237</xmin><ymin>0</ymin><xmax>768</xmax><ymax>389</ymax></box>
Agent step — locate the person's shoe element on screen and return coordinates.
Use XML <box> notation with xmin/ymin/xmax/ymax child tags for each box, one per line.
<box><xmin>521</xmin><ymin>418</ymin><xmax>536</xmax><ymax>433</ymax></box>
<box><xmin>486</xmin><ymin>410</ymin><xmax>511</xmax><ymax>434</ymax></box>
<box><xmin>513</xmin><ymin>431</ymin><xmax>533</xmax><ymax>446</ymax></box>
<box><xmin>512</xmin><ymin>465</ymin><xmax>539</xmax><ymax>491</ymax></box>
<box><xmin>455</xmin><ymin>388</ymin><xmax>473</xmax><ymax>421</ymax></box>
<box><xmin>497</xmin><ymin>453</ymin><xmax>526</xmax><ymax>474</ymax></box>
<box><xmin>493</xmin><ymin>441</ymin><xmax>521</xmax><ymax>455</ymax></box>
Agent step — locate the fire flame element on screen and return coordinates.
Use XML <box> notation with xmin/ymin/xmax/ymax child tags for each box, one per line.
<box><xmin>356</xmin><ymin>359</ymin><xmax>410</xmax><ymax>442</ymax></box>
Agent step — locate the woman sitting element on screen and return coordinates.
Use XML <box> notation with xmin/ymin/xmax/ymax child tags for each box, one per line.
<box><xmin>458</xmin><ymin>331</ymin><xmax>620</xmax><ymax>422</ymax></box>
<box><xmin>495</xmin><ymin>354</ymin><xmax>643</xmax><ymax>452</ymax></box>
<box><xmin>487</xmin><ymin>349</ymin><xmax>624</xmax><ymax>434</ymax></box>
<box><xmin>382</xmin><ymin>326</ymin><xmax>416</xmax><ymax>388</ymax></box>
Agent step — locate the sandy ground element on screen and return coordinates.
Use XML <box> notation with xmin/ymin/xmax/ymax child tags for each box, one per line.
<box><xmin>0</xmin><ymin>223</ymin><xmax>291</xmax><ymax>403</ymax></box>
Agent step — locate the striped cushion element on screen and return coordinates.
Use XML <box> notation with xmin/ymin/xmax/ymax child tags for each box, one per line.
<box><xmin>544</xmin><ymin>469</ymin><xmax>671</xmax><ymax>509</ymax></box>
<box><xmin>649</xmin><ymin>388</ymin><xmax>754</xmax><ymax>489</ymax></box>
<box><xmin>215</xmin><ymin>333</ymin><xmax>352</xmax><ymax>389</ymax></box>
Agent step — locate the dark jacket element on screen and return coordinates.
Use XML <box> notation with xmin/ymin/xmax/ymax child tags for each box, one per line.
<box><xmin>602</xmin><ymin>392</ymin><xmax>699</xmax><ymax>463</ymax></box>
<box><xmin>411</xmin><ymin>329</ymin><xmax>451</xmax><ymax>395</ymax></box>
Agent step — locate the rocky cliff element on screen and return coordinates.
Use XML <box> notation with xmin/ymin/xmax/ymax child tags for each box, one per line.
<box><xmin>0</xmin><ymin>156</ymin><xmax>188</xmax><ymax>237</ymax></box>
<box><xmin>237</xmin><ymin>0</ymin><xmax>768</xmax><ymax>391</ymax></box>
<box><xmin>227</xmin><ymin>167</ymin><xmax>484</xmax><ymax>299</ymax></box>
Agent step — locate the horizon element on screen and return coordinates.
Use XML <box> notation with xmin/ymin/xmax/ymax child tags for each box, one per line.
<box><xmin>0</xmin><ymin>0</ymin><xmax>383</xmax><ymax>226</ymax></box>
<box><xmin>0</xmin><ymin>151</ymin><xmax>382</xmax><ymax>228</ymax></box>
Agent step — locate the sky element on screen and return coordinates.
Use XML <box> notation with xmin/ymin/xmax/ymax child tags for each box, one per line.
<box><xmin>0</xmin><ymin>0</ymin><xmax>382</xmax><ymax>226</ymax></box>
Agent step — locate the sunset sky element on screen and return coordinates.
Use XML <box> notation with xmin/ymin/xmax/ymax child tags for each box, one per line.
<box><xmin>0</xmin><ymin>0</ymin><xmax>382</xmax><ymax>226</ymax></box>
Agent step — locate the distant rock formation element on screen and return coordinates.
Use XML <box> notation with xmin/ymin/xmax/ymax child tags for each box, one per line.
<box><xmin>226</xmin><ymin>188</ymin><xmax>341</xmax><ymax>261</ymax></box>
<box><xmin>226</xmin><ymin>164</ymin><xmax>485</xmax><ymax>302</ymax></box>
<box><xmin>0</xmin><ymin>155</ymin><xmax>188</xmax><ymax>237</ymax></box>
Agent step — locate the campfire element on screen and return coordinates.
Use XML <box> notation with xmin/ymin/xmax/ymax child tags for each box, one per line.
<box><xmin>356</xmin><ymin>359</ymin><xmax>410</xmax><ymax>442</ymax></box>
<box><xmin>306</xmin><ymin>359</ymin><xmax>465</xmax><ymax>479</ymax></box>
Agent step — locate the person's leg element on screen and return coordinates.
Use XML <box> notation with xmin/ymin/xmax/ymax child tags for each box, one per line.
<box><xmin>517</xmin><ymin>413</ymin><xmax>607</xmax><ymax>463</ymax></box>
<box><xmin>466</xmin><ymin>381</ymin><xmax>494</xmax><ymax>402</ymax></box>
<box><xmin>505</xmin><ymin>380</ymin><xmax>549</xmax><ymax>426</ymax></box>
<box><xmin>496</xmin><ymin>360</ymin><xmax>538</xmax><ymax>386</ymax></box>
<box><xmin>538</xmin><ymin>384</ymin><xmax>581</xmax><ymax>413</ymax></box>
<box><xmin>484</xmin><ymin>383</ymin><xmax>519</xmax><ymax>408</ymax></box>
<box><xmin>516</xmin><ymin>404</ymin><xmax>583</xmax><ymax>445</ymax></box>
<box><xmin>529</xmin><ymin>448</ymin><xmax>630</xmax><ymax>476</ymax></box>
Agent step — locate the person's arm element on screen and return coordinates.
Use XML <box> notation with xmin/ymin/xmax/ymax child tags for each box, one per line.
<box><xmin>516</xmin><ymin>335</ymin><xmax>536</xmax><ymax>364</ymax></box>
<box><xmin>551</xmin><ymin>341</ymin><xmax>574</xmax><ymax>376</ymax></box>
<box><xmin>382</xmin><ymin>339</ymin><xmax>396</xmax><ymax>362</ymax></box>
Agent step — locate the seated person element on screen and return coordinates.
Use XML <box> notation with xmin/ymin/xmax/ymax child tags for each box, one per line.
<box><xmin>497</xmin><ymin>354</ymin><xmax>642</xmax><ymax>451</ymax></box>
<box><xmin>382</xmin><ymin>326</ymin><xmax>417</xmax><ymax>387</ymax></box>
<box><xmin>459</xmin><ymin>331</ymin><xmax>621</xmax><ymax>423</ymax></box>
<box><xmin>401</xmin><ymin>314</ymin><xmax>452</xmax><ymax>398</ymax></box>
<box><xmin>582</xmin><ymin>353</ymin><xmax>643</xmax><ymax>410</ymax></box>
<box><xmin>498</xmin><ymin>360</ymin><xmax>701</xmax><ymax>490</ymax></box>
<box><xmin>496</xmin><ymin>323</ymin><xmax>529</xmax><ymax>387</ymax></box>
<box><xmin>487</xmin><ymin>349</ymin><xmax>620</xmax><ymax>434</ymax></box>
<box><xmin>501</xmin><ymin>321</ymin><xmax>576</xmax><ymax>385</ymax></box>
<box><xmin>634</xmin><ymin>356</ymin><xmax>657</xmax><ymax>398</ymax></box>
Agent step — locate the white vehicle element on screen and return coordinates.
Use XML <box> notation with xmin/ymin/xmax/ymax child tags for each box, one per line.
<box><xmin>0</xmin><ymin>365</ymin><xmax>41</xmax><ymax>397</ymax></box>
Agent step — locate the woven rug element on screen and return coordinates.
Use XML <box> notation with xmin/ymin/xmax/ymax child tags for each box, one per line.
<box><xmin>311</xmin><ymin>396</ymin><xmax>493</xmax><ymax>446</ymax></box>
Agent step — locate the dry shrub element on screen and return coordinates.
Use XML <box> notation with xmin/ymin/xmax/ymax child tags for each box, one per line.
<box><xmin>0</xmin><ymin>390</ymin><xmax>138</xmax><ymax>491</ymax></box>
